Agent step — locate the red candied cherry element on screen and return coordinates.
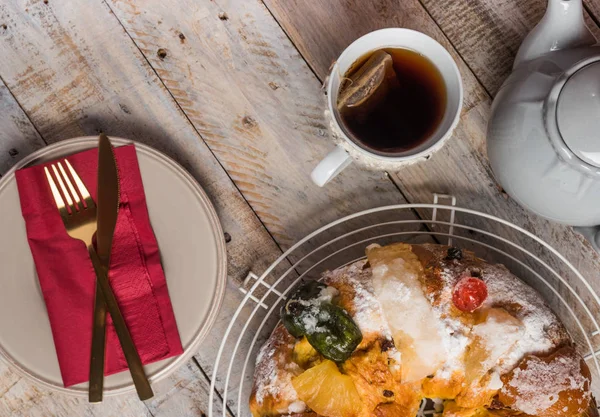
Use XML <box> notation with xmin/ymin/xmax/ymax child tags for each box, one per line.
<box><xmin>452</xmin><ymin>275</ymin><xmax>488</xmax><ymax>312</ymax></box>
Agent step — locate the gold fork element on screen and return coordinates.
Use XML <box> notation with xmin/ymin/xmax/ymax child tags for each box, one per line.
<box><xmin>44</xmin><ymin>160</ymin><xmax>153</xmax><ymax>401</ymax></box>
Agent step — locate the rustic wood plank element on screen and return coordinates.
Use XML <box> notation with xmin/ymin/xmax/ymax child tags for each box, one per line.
<box><xmin>263</xmin><ymin>0</ymin><xmax>600</xmax><ymax>371</ymax></box>
<box><xmin>0</xmin><ymin>0</ymin><xmax>288</xmax><ymax>414</ymax></box>
<box><xmin>419</xmin><ymin>0</ymin><xmax>600</xmax><ymax>96</ymax></box>
<box><xmin>0</xmin><ymin>362</ymin><xmax>150</xmax><ymax>417</ymax></box>
<box><xmin>0</xmin><ymin>0</ymin><xmax>416</xmax><ymax>414</ymax></box>
<box><xmin>263</xmin><ymin>0</ymin><xmax>600</xmax><ymax>288</ymax></box>
<box><xmin>147</xmin><ymin>360</ymin><xmax>232</xmax><ymax>417</ymax></box>
<box><xmin>104</xmin><ymin>1</ymin><xmax>436</xmax><ymax>415</ymax></box>
<box><xmin>106</xmin><ymin>0</ymin><xmax>418</xmax><ymax>251</ymax></box>
<box><xmin>0</xmin><ymin>81</ymin><xmax>45</xmax><ymax>175</ymax></box>
<box><xmin>584</xmin><ymin>0</ymin><xmax>600</xmax><ymax>25</ymax></box>
<box><xmin>0</xmin><ymin>0</ymin><xmax>282</xmax><ymax>284</ymax></box>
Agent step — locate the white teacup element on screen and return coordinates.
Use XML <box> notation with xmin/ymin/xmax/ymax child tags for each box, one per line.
<box><xmin>311</xmin><ymin>28</ymin><xmax>464</xmax><ymax>187</ymax></box>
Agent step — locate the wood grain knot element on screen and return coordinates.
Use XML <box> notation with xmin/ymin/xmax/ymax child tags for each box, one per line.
<box><xmin>242</xmin><ymin>115</ymin><xmax>257</xmax><ymax>129</ymax></box>
<box><xmin>157</xmin><ymin>48</ymin><xmax>168</xmax><ymax>59</ymax></box>
<box><xmin>119</xmin><ymin>104</ymin><xmax>131</xmax><ymax>114</ymax></box>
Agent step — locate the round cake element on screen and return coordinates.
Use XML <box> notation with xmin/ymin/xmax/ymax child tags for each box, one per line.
<box><xmin>249</xmin><ymin>243</ymin><xmax>598</xmax><ymax>417</ymax></box>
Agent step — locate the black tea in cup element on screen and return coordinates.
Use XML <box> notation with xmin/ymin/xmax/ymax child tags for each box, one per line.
<box><xmin>337</xmin><ymin>48</ymin><xmax>447</xmax><ymax>156</ymax></box>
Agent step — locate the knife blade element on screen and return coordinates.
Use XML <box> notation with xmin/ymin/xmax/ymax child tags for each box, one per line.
<box><xmin>96</xmin><ymin>133</ymin><xmax>120</xmax><ymax>263</ymax></box>
<box><xmin>88</xmin><ymin>134</ymin><xmax>153</xmax><ymax>402</ymax></box>
<box><xmin>88</xmin><ymin>132</ymin><xmax>118</xmax><ymax>402</ymax></box>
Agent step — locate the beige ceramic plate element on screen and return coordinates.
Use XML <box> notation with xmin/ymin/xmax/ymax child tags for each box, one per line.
<box><xmin>0</xmin><ymin>137</ymin><xmax>227</xmax><ymax>396</ymax></box>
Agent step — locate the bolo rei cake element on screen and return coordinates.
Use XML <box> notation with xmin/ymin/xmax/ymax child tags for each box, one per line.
<box><xmin>249</xmin><ymin>243</ymin><xmax>598</xmax><ymax>417</ymax></box>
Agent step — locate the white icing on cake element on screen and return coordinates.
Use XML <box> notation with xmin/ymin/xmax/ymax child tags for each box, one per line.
<box><xmin>488</xmin><ymin>371</ymin><xmax>504</xmax><ymax>390</ymax></box>
<box><xmin>325</xmin><ymin>260</ymin><xmax>393</xmax><ymax>339</ymax></box>
<box><xmin>370</xmin><ymin>255</ymin><xmax>448</xmax><ymax>382</ymax></box>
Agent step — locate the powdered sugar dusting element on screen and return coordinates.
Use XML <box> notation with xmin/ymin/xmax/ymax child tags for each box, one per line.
<box><xmin>324</xmin><ymin>260</ymin><xmax>402</xmax><ymax>372</ymax></box>
<box><xmin>482</xmin><ymin>263</ymin><xmax>569</xmax><ymax>373</ymax></box>
<box><xmin>432</xmin><ymin>246</ymin><xmax>569</xmax><ymax>377</ymax></box>
<box><xmin>472</xmin><ymin>308</ymin><xmax>524</xmax><ymax>372</ymax></box>
<box><xmin>293</xmin><ymin>286</ymin><xmax>340</xmax><ymax>334</ymax></box>
<box><xmin>488</xmin><ymin>371</ymin><xmax>503</xmax><ymax>390</ymax></box>
<box><xmin>251</xmin><ymin>244</ymin><xmax>589</xmax><ymax>417</ymax></box>
<box><xmin>253</xmin><ymin>326</ymin><xmax>304</xmax><ymax>412</ymax></box>
<box><xmin>287</xmin><ymin>400</ymin><xmax>306</xmax><ymax>413</ymax></box>
<box><xmin>317</xmin><ymin>286</ymin><xmax>338</xmax><ymax>303</ymax></box>
<box><xmin>324</xmin><ymin>260</ymin><xmax>393</xmax><ymax>339</ymax></box>
<box><xmin>430</xmin><ymin>267</ymin><xmax>472</xmax><ymax>380</ymax></box>
<box><xmin>503</xmin><ymin>349</ymin><xmax>590</xmax><ymax>415</ymax></box>
<box><xmin>433</xmin><ymin>313</ymin><xmax>469</xmax><ymax>380</ymax></box>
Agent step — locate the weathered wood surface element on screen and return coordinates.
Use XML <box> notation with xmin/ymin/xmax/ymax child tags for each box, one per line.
<box><xmin>104</xmin><ymin>0</ymin><xmax>432</xmax><ymax>414</ymax></box>
<box><xmin>0</xmin><ymin>361</ymin><xmax>151</xmax><ymax>417</ymax></box>
<box><xmin>0</xmin><ymin>0</ymin><xmax>282</xmax><ymax>284</ymax></box>
<box><xmin>0</xmin><ymin>359</ymin><xmax>226</xmax><ymax>417</ymax></box>
<box><xmin>585</xmin><ymin>1</ymin><xmax>600</xmax><ymax>25</ymax></box>
<box><xmin>106</xmin><ymin>0</ymin><xmax>417</xmax><ymax>252</ymax></box>
<box><xmin>263</xmin><ymin>0</ymin><xmax>600</xmax><ymax>303</ymax></box>
<box><xmin>419</xmin><ymin>0</ymin><xmax>600</xmax><ymax>95</ymax></box>
<box><xmin>0</xmin><ymin>0</ymin><xmax>419</xmax><ymax>415</ymax></box>
<box><xmin>147</xmin><ymin>360</ymin><xmax>232</xmax><ymax>417</ymax></box>
<box><xmin>0</xmin><ymin>81</ymin><xmax>45</xmax><ymax>176</ymax></box>
<box><xmin>3</xmin><ymin>0</ymin><xmax>600</xmax><ymax>415</ymax></box>
<box><xmin>0</xmin><ymin>0</ymin><xmax>284</xmax><ymax>415</ymax></box>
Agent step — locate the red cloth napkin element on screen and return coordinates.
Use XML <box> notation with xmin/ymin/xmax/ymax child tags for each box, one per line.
<box><xmin>15</xmin><ymin>144</ymin><xmax>183</xmax><ymax>387</ymax></box>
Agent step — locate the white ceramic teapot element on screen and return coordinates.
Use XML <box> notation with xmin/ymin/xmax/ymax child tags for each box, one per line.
<box><xmin>487</xmin><ymin>0</ymin><xmax>600</xmax><ymax>250</ymax></box>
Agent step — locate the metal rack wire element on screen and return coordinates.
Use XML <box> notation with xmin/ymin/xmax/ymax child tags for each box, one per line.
<box><xmin>209</xmin><ymin>195</ymin><xmax>600</xmax><ymax>417</ymax></box>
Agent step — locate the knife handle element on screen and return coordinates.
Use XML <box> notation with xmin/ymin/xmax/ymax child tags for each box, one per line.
<box><xmin>88</xmin><ymin>246</ymin><xmax>154</xmax><ymax>401</ymax></box>
<box><xmin>89</xmin><ymin>279</ymin><xmax>107</xmax><ymax>403</ymax></box>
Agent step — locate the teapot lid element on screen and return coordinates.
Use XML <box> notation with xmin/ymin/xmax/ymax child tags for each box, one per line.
<box><xmin>557</xmin><ymin>61</ymin><xmax>600</xmax><ymax>167</ymax></box>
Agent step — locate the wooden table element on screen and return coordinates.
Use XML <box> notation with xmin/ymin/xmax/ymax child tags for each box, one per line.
<box><xmin>1</xmin><ymin>0</ymin><xmax>600</xmax><ymax>415</ymax></box>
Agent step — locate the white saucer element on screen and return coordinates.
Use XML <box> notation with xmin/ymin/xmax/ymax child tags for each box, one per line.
<box><xmin>0</xmin><ymin>137</ymin><xmax>227</xmax><ymax>396</ymax></box>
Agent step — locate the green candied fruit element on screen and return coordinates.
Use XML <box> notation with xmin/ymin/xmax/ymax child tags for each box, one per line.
<box><xmin>281</xmin><ymin>281</ymin><xmax>328</xmax><ymax>338</ymax></box>
<box><xmin>306</xmin><ymin>303</ymin><xmax>362</xmax><ymax>362</ymax></box>
<box><xmin>280</xmin><ymin>281</ymin><xmax>362</xmax><ymax>362</ymax></box>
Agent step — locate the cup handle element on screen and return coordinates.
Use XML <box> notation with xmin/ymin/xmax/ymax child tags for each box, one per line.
<box><xmin>574</xmin><ymin>226</ymin><xmax>600</xmax><ymax>253</ymax></box>
<box><xmin>311</xmin><ymin>145</ymin><xmax>353</xmax><ymax>187</ymax></box>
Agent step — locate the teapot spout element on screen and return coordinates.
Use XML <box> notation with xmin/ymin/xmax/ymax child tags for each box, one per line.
<box><xmin>514</xmin><ymin>0</ymin><xmax>596</xmax><ymax>68</ymax></box>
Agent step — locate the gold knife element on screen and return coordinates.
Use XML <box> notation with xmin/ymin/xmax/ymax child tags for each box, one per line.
<box><xmin>88</xmin><ymin>132</ymin><xmax>118</xmax><ymax>402</ymax></box>
<box><xmin>88</xmin><ymin>134</ymin><xmax>153</xmax><ymax>401</ymax></box>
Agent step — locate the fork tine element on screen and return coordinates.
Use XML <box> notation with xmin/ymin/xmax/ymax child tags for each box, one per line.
<box><xmin>57</xmin><ymin>162</ymin><xmax>82</xmax><ymax>211</ymax></box>
<box><xmin>65</xmin><ymin>160</ymin><xmax>94</xmax><ymax>208</ymax></box>
<box><xmin>51</xmin><ymin>164</ymin><xmax>76</xmax><ymax>214</ymax></box>
<box><xmin>44</xmin><ymin>166</ymin><xmax>69</xmax><ymax>218</ymax></box>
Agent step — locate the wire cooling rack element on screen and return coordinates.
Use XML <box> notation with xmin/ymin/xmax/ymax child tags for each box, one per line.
<box><xmin>209</xmin><ymin>194</ymin><xmax>600</xmax><ymax>417</ymax></box>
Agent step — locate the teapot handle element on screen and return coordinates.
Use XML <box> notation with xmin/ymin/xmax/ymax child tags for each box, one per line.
<box><xmin>574</xmin><ymin>226</ymin><xmax>600</xmax><ymax>253</ymax></box>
